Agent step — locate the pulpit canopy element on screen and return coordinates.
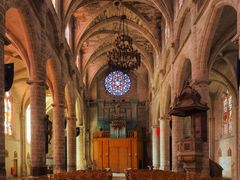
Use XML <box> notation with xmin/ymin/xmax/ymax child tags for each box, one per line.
<box><xmin>169</xmin><ymin>84</ymin><xmax>209</xmax><ymax>117</ymax></box>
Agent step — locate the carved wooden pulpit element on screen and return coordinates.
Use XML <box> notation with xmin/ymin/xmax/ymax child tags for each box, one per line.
<box><xmin>169</xmin><ymin>84</ymin><xmax>209</xmax><ymax>175</ymax></box>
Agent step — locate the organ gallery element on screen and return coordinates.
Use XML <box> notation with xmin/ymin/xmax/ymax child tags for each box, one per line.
<box><xmin>0</xmin><ymin>0</ymin><xmax>239</xmax><ymax>179</ymax></box>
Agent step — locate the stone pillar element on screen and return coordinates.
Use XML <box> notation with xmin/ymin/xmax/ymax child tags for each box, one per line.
<box><xmin>28</xmin><ymin>79</ymin><xmax>47</xmax><ymax>176</ymax></box>
<box><xmin>236</xmin><ymin>12</ymin><xmax>240</xmax><ymax>178</ymax></box>
<box><xmin>52</xmin><ymin>102</ymin><xmax>66</xmax><ymax>173</ymax></box>
<box><xmin>77</xmin><ymin>126</ymin><xmax>86</xmax><ymax>170</ymax></box>
<box><xmin>238</xmin><ymin>31</ymin><xmax>240</xmax><ymax>180</ymax></box>
<box><xmin>67</xmin><ymin>116</ymin><xmax>76</xmax><ymax>171</ymax></box>
<box><xmin>0</xmin><ymin>1</ymin><xmax>5</xmax><ymax>179</ymax></box>
<box><xmin>172</xmin><ymin>116</ymin><xmax>183</xmax><ymax>172</ymax></box>
<box><xmin>152</xmin><ymin>124</ymin><xmax>160</xmax><ymax>169</ymax></box>
<box><xmin>159</xmin><ymin>117</ymin><xmax>170</xmax><ymax>170</ymax></box>
<box><xmin>209</xmin><ymin>117</ymin><xmax>215</xmax><ymax>160</ymax></box>
<box><xmin>20</xmin><ymin>113</ymin><xmax>27</xmax><ymax>177</ymax></box>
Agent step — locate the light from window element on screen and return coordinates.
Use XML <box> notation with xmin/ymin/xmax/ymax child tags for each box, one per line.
<box><xmin>76</xmin><ymin>55</ymin><xmax>80</xmax><ymax>69</ymax></box>
<box><xmin>4</xmin><ymin>92</ymin><xmax>12</xmax><ymax>135</ymax></box>
<box><xmin>65</xmin><ymin>23</ymin><xmax>70</xmax><ymax>44</ymax></box>
<box><xmin>179</xmin><ymin>0</ymin><xmax>183</xmax><ymax>9</ymax></box>
<box><xmin>165</xmin><ymin>24</ymin><xmax>170</xmax><ymax>42</ymax></box>
<box><xmin>223</xmin><ymin>90</ymin><xmax>232</xmax><ymax>135</ymax></box>
<box><xmin>26</xmin><ymin>105</ymin><xmax>31</xmax><ymax>144</ymax></box>
<box><xmin>52</xmin><ymin>0</ymin><xmax>56</xmax><ymax>9</ymax></box>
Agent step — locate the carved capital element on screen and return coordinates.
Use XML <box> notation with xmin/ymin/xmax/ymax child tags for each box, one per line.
<box><xmin>27</xmin><ymin>79</ymin><xmax>48</xmax><ymax>89</ymax></box>
<box><xmin>67</xmin><ymin>116</ymin><xmax>77</xmax><ymax>121</ymax></box>
<box><xmin>192</xmin><ymin>80</ymin><xmax>210</xmax><ymax>87</ymax></box>
<box><xmin>51</xmin><ymin>103</ymin><xmax>65</xmax><ymax>108</ymax></box>
<box><xmin>159</xmin><ymin>115</ymin><xmax>171</xmax><ymax>121</ymax></box>
<box><xmin>152</xmin><ymin>124</ymin><xmax>159</xmax><ymax>128</ymax></box>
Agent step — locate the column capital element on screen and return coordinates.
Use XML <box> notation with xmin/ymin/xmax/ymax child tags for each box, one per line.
<box><xmin>192</xmin><ymin>79</ymin><xmax>210</xmax><ymax>86</ymax></box>
<box><xmin>27</xmin><ymin>79</ymin><xmax>48</xmax><ymax>88</ymax></box>
<box><xmin>152</xmin><ymin>124</ymin><xmax>159</xmax><ymax>128</ymax></box>
<box><xmin>51</xmin><ymin>103</ymin><xmax>65</xmax><ymax>108</ymax></box>
<box><xmin>66</xmin><ymin>116</ymin><xmax>77</xmax><ymax>121</ymax></box>
<box><xmin>159</xmin><ymin>115</ymin><xmax>171</xmax><ymax>121</ymax></box>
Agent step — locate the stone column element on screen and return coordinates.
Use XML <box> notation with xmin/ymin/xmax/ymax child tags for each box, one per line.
<box><xmin>77</xmin><ymin>126</ymin><xmax>86</xmax><ymax>170</ymax></box>
<box><xmin>0</xmin><ymin>1</ymin><xmax>5</xmax><ymax>179</ymax></box>
<box><xmin>236</xmin><ymin>13</ymin><xmax>240</xmax><ymax>178</ymax></box>
<box><xmin>28</xmin><ymin>79</ymin><xmax>47</xmax><ymax>176</ymax></box>
<box><xmin>67</xmin><ymin>116</ymin><xmax>76</xmax><ymax>171</ymax></box>
<box><xmin>159</xmin><ymin>117</ymin><xmax>170</xmax><ymax>170</ymax></box>
<box><xmin>152</xmin><ymin>124</ymin><xmax>160</xmax><ymax>169</ymax></box>
<box><xmin>20</xmin><ymin>113</ymin><xmax>27</xmax><ymax>177</ymax></box>
<box><xmin>52</xmin><ymin>102</ymin><xmax>66</xmax><ymax>173</ymax></box>
<box><xmin>238</xmin><ymin>31</ymin><xmax>240</xmax><ymax>180</ymax></box>
<box><xmin>172</xmin><ymin>116</ymin><xmax>183</xmax><ymax>172</ymax></box>
<box><xmin>209</xmin><ymin>117</ymin><xmax>215</xmax><ymax>160</ymax></box>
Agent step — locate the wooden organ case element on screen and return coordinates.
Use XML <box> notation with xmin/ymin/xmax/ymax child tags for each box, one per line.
<box><xmin>92</xmin><ymin>100</ymin><xmax>144</xmax><ymax>172</ymax></box>
<box><xmin>93</xmin><ymin>131</ymin><xmax>142</xmax><ymax>172</ymax></box>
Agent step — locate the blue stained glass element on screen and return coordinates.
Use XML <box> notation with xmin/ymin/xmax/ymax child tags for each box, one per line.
<box><xmin>105</xmin><ymin>71</ymin><xmax>131</xmax><ymax>96</ymax></box>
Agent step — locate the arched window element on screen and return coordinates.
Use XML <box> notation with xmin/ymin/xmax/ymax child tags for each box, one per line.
<box><xmin>65</xmin><ymin>23</ymin><xmax>70</xmax><ymax>45</ymax></box>
<box><xmin>165</xmin><ymin>24</ymin><xmax>170</xmax><ymax>42</ymax></box>
<box><xmin>4</xmin><ymin>92</ymin><xmax>13</xmax><ymax>135</ymax></box>
<box><xmin>223</xmin><ymin>90</ymin><xmax>232</xmax><ymax>135</ymax></box>
<box><xmin>51</xmin><ymin>0</ymin><xmax>56</xmax><ymax>9</ymax></box>
<box><xmin>26</xmin><ymin>105</ymin><xmax>31</xmax><ymax>144</ymax></box>
<box><xmin>179</xmin><ymin>0</ymin><xmax>183</xmax><ymax>9</ymax></box>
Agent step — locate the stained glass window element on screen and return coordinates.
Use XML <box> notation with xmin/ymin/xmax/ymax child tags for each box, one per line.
<box><xmin>223</xmin><ymin>90</ymin><xmax>232</xmax><ymax>135</ymax></box>
<box><xmin>179</xmin><ymin>0</ymin><xmax>183</xmax><ymax>9</ymax></box>
<box><xmin>105</xmin><ymin>71</ymin><xmax>131</xmax><ymax>96</ymax></box>
<box><xmin>51</xmin><ymin>0</ymin><xmax>56</xmax><ymax>8</ymax></box>
<box><xmin>4</xmin><ymin>92</ymin><xmax>12</xmax><ymax>135</ymax></box>
<box><xmin>65</xmin><ymin>23</ymin><xmax>70</xmax><ymax>44</ymax></box>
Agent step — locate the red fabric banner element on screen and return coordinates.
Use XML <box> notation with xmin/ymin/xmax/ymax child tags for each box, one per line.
<box><xmin>156</xmin><ymin>127</ymin><xmax>160</xmax><ymax>137</ymax></box>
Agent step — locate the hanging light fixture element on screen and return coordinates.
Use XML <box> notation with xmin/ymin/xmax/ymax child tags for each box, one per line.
<box><xmin>107</xmin><ymin>5</ymin><xmax>141</xmax><ymax>71</ymax></box>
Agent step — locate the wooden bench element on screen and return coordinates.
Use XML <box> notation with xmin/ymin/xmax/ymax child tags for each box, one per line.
<box><xmin>26</xmin><ymin>170</ymin><xmax>112</xmax><ymax>180</ymax></box>
<box><xmin>126</xmin><ymin>170</ymin><xmax>224</xmax><ymax>180</ymax></box>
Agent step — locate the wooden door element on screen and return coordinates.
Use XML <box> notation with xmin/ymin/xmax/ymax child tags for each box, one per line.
<box><xmin>103</xmin><ymin>140</ymin><xmax>109</xmax><ymax>168</ymax></box>
<box><xmin>93</xmin><ymin>139</ymin><xmax>103</xmax><ymax>169</ymax></box>
<box><xmin>109</xmin><ymin>146</ymin><xmax>119</xmax><ymax>171</ymax></box>
<box><xmin>132</xmin><ymin>139</ymin><xmax>138</xmax><ymax>169</ymax></box>
<box><xmin>93</xmin><ymin>138</ymin><xmax>139</xmax><ymax>172</ymax></box>
<box><xmin>119</xmin><ymin>146</ymin><xmax>128</xmax><ymax>171</ymax></box>
<box><xmin>127</xmin><ymin>140</ymin><xmax>132</xmax><ymax>168</ymax></box>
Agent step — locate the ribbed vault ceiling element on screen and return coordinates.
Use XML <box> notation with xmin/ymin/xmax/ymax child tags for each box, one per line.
<box><xmin>65</xmin><ymin>0</ymin><xmax>172</xmax><ymax>87</ymax></box>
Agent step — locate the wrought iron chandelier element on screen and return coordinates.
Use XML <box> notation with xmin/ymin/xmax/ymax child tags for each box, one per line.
<box><xmin>107</xmin><ymin>13</ymin><xmax>141</xmax><ymax>71</ymax></box>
